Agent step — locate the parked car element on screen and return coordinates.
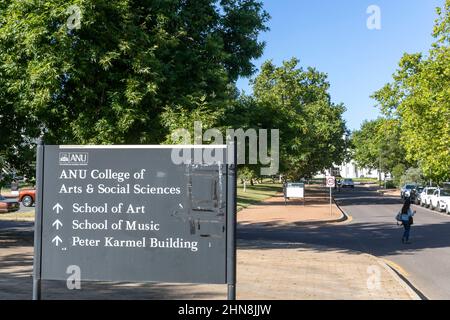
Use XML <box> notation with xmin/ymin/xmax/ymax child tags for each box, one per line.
<box><xmin>420</xmin><ymin>187</ymin><xmax>438</xmax><ymax>207</ymax></box>
<box><xmin>410</xmin><ymin>186</ymin><xmax>424</xmax><ymax>205</ymax></box>
<box><xmin>400</xmin><ymin>184</ymin><xmax>416</xmax><ymax>199</ymax></box>
<box><xmin>341</xmin><ymin>179</ymin><xmax>355</xmax><ymax>188</ymax></box>
<box><xmin>440</xmin><ymin>194</ymin><xmax>450</xmax><ymax>215</ymax></box>
<box><xmin>0</xmin><ymin>195</ymin><xmax>20</xmax><ymax>213</ymax></box>
<box><xmin>440</xmin><ymin>190</ymin><xmax>450</xmax><ymax>215</ymax></box>
<box><xmin>18</xmin><ymin>188</ymin><xmax>36</xmax><ymax>207</ymax></box>
<box><xmin>430</xmin><ymin>188</ymin><xmax>450</xmax><ymax>214</ymax></box>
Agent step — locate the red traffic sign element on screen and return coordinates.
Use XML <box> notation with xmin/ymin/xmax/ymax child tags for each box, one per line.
<box><xmin>326</xmin><ymin>176</ymin><xmax>335</xmax><ymax>187</ymax></box>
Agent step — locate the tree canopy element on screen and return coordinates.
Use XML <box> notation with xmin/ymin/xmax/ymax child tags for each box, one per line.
<box><xmin>355</xmin><ymin>1</ymin><xmax>450</xmax><ymax>183</ymax></box>
<box><xmin>0</xmin><ymin>0</ymin><xmax>269</xmax><ymax>142</ymax></box>
<box><xmin>351</xmin><ymin>118</ymin><xmax>409</xmax><ymax>175</ymax></box>
<box><xmin>1</xmin><ymin>2</ymin><xmax>349</xmax><ymax>181</ymax></box>
<box><xmin>248</xmin><ymin>58</ymin><xmax>348</xmax><ymax>179</ymax></box>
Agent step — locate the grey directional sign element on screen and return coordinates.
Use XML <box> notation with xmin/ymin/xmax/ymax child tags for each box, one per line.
<box><xmin>33</xmin><ymin>145</ymin><xmax>236</xmax><ymax>295</ymax></box>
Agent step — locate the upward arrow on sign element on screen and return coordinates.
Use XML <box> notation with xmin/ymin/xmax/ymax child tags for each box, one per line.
<box><xmin>52</xmin><ymin>235</ymin><xmax>62</xmax><ymax>246</ymax></box>
<box><xmin>52</xmin><ymin>203</ymin><xmax>63</xmax><ymax>214</ymax></box>
<box><xmin>52</xmin><ymin>219</ymin><xmax>63</xmax><ymax>230</ymax></box>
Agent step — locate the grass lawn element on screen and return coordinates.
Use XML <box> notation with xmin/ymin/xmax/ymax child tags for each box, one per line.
<box><xmin>0</xmin><ymin>188</ymin><xmax>13</xmax><ymax>195</ymax></box>
<box><xmin>352</xmin><ymin>178</ymin><xmax>379</xmax><ymax>183</ymax></box>
<box><xmin>0</xmin><ymin>210</ymin><xmax>35</xmax><ymax>221</ymax></box>
<box><xmin>237</xmin><ymin>183</ymin><xmax>282</xmax><ymax>211</ymax></box>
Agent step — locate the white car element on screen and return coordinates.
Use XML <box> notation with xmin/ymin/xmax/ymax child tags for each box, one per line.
<box><xmin>441</xmin><ymin>197</ymin><xmax>450</xmax><ymax>215</ymax></box>
<box><xmin>429</xmin><ymin>189</ymin><xmax>450</xmax><ymax>214</ymax></box>
<box><xmin>420</xmin><ymin>187</ymin><xmax>438</xmax><ymax>207</ymax></box>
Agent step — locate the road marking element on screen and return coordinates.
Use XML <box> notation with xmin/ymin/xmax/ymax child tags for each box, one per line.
<box><xmin>383</xmin><ymin>259</ymin><xmax>409</xmax><ymax>277</ymax></box>
<box><xmin>377</xmin><ymin>258</ymin><xmax>423</xmax><ymax>300</ymax></box>
<box><xmin>331</xmin><ymin>199</ymin><xmax>353</xmax><ymax>224</ymax></box>
<box><xmin>344</xmin><ymin>215</ymin><xmax>353</xmax><ymax>223</ymax></box>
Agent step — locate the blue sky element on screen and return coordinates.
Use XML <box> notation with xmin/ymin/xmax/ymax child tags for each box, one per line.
<box><xmin>236</xmin><ymin>0</ymin><xmax>445</xmax><ymax>130</ymax></box>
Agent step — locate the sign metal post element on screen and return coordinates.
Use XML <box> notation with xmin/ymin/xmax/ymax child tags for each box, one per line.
<box><xmin>32</xmin><ymin>139</ymin><xmax>44</xmax><ymax>300</ymax></box>
<box><xmin>326</xmin><ymin>176</ymin><xmax>335</xmax><ymax>216</ymax></box>
<box><xmin>330</xmin><ymin>186</ymin><xmax>332</xmax><ymax>216</ymax></box>
<box><xmin>226</xmin><ymin>142</ymin><xmax>237</xmax><ymax>300</ymax></box>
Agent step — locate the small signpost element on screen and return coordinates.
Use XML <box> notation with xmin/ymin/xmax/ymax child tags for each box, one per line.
<box><xmin>283</xmin><ymin>182</ymin><xmax>305</xmax><ymax>205</ymax></box>
<box><xmin>326</xmin><ymin>176</ymin><xmax>335</xmax><ymax>215</ymax></box>
<box><xmin>33</xmin><ymin>143</ymin><xmax>237</xmax><ymax>300</ymax></box>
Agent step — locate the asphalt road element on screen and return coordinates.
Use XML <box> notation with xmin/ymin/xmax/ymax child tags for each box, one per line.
<box><xmin>17</xmin><ymin>203</ymin><xmax>35</xmax><ymax>214</ymax></box>
<box><xmin>238</xmin><ymin>185</ymin><xmax>450</xmax><ymax>300</ymax></box>
<box><xmin>0</xmin><ymin>219</ymin><xmax>34</xmax><ymax>245</ymax></box>
<box><xmin>2</xmin><ymin>186</ymin><xmax>450</xmax><ymax>299</ymax></box>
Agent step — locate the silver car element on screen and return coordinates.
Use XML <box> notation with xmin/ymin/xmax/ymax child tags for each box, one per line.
<box><xmin>400</xmin><ymin>184</ymin><xmax>416</xmax><ymax>199</ymax></box>
<box><xmin>341</xmin><ymin>179</ymin><xmax>355</xmax><ymax>189</ymax></box>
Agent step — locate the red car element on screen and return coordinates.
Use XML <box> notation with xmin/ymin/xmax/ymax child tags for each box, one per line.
<box><xmin>18</xmin><ymin>188</ymin><xmax>36</xmax><ymax>207</ymax></box>
<box><xmin>0</xmin><ymin>195</ymin><xmax>20</xmax><ymax>213</ymax></box>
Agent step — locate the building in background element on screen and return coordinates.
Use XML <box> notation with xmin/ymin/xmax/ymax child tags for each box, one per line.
<box><xmin>315</xmin><ymin>160</ymin><xmax>388</xmax><ymax>180</ymax></box>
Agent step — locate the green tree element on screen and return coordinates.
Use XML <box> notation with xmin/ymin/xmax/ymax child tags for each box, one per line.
<box><xmin>392</xmin><ymin>163</ymin><xmax>406</xmax><ymax>187</ymax></box>
<box><xmin>351</xmin><ymin>120</ymin><xmax>381</xmax><ymax>170</ymax></box>
<box><xmin>351</xmin><ymin>118</ymin><xmax>410</xmax><ymax>178</ymax></box>
<box><xmin>0</xmin><ymin>0</ymin><xmax>269</xmax><ymax>146</ymax></box>
<box><xmin>0</xmin><ymin>152</ymin><xmax>6</xmax><ymax>192</ymax></box>
<box><xmin>221</xmin><ymin>94</ymin><xmax>274</xmax><ymax>181</ymax></box>
<box><xmin>400</xmin><ymin>167</ymin><xmax>425</xmax><ymax>187</ymax></box>
<box><xmin>250</xmin><ymin>58</ymin><xmax>348</xmax><ymax>179</ymax></box>
<box><xmin>372</xmin><ymin>1</ymin><xmax>450</xmax><ymax>183</ymax></box>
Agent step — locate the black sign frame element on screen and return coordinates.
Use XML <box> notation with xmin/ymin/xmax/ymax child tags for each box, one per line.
<box><xmin>32</xmin><ymin>141</ymin><xmax>237</xmax><ymax>300</ymax></box>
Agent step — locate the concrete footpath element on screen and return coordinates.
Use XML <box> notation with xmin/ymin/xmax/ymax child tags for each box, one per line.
<box><xmin>0</xmin><ymin>186</ymin><xmax>419</xmax><ymax>300</ymax></box>
<box><xmin>234</xmin><ymin>186</ymin><xmax>418</xmax><ymax>300</ymax></box>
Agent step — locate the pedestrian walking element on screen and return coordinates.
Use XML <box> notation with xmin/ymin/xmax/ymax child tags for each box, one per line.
<box><xmin>396</xmin><ymin>198</ymin><xmax>416</xmax><ymax>244</ymax></box>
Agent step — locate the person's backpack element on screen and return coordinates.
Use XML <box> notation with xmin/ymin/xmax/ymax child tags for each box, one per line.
<box><xmin>396</xmin><ymin>212</ymin><xmax>413</xmax><ymax>225</ymax></box>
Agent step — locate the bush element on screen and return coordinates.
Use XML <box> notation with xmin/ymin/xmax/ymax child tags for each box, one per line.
<box><xmin>400</xmin><ymin>167</ymin><xmax>424</xmax><ymax>186</ymax></box>
<box><xmin>385</xmin><ymin>180</ymin><xmax>396</xmax><ymax>189</ymax></box>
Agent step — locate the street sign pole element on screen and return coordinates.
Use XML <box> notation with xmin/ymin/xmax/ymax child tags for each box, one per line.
<box><xmin>330</xmin><ymin>186</ymin><xmax>332</xmax><ymax>216</ymax></box>
<box><xmin>32</xmin><ymin>139</ymin><xmax>45</xmax><ymax>300</ymax></box>
<box><xmin>226</xmin><ymin>141</ymin><xmax>237</xmax><ymax>300</ymax></box>
<box><xmin>326</xmin><ymin>176</ymin><xmax>335</xmax><ymax>216</ymax></box>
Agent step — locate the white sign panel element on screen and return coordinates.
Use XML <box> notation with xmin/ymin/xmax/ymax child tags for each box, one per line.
<box><xmin>326</xmin><ymin>176</ymin><xmax>335</xmax><ymax>188</ymax></box>
<box><xmin>285</xmin><ymin>183</ymin><xmax>304</xmax><ymax>198</ymax></box>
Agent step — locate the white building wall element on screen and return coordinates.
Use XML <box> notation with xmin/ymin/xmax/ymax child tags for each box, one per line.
<box><xmin>315</xmin><ymin>160</ymin><xmax>387</xmax><ymax>179</ymax></box>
